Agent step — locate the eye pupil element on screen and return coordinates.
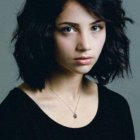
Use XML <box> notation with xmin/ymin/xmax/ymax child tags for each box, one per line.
<box><xmin>93</xmin><ymin>26</ymin><xmax>99</xmax><ymax>31</ymax></box>
<box><xmin>66</xmin><ymin>27</ymin><xmax>72</xmax><ymax>32</ymax></box>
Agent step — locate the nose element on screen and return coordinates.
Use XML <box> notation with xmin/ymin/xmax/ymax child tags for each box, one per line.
<box><xmin>76</xmin><ymin>32</ymin><xmax>91</xmax><ymax>51</ymax></box>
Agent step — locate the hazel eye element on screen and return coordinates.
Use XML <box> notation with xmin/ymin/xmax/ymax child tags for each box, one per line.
<box><xmin>92</xmin><ymin>25</ymin><xmax>102</xmax><ymax>32</ymax></box>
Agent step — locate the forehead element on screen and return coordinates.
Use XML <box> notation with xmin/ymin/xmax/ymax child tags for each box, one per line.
<box><xmin>55</xmin><ymin>1</ymin><xmax>100</xmax><ymax>24</ymax></box>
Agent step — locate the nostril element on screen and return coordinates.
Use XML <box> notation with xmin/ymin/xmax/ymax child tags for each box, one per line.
<box><xmin>76</xmin><ymin>41</ymin><xmax>91</xmax><ymax>51</ymax></box>
<box><xmin>76</xmin><ymin>34</ymin><xmax>91</xmax><ymax>51</ymax></box>
<box><xmin>76</xmin><ymin>45</ymin><xmax>91</xmax><ymax>52</ymax></box>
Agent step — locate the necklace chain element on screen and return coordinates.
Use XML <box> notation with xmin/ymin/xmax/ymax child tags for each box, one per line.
<box><xmin>47</xmin><ymin>85</ymin><xmax>81</xmax><ymax>119</ymax></box>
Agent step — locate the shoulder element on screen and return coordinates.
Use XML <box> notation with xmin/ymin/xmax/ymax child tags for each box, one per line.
<box><xmin>85</xmin><ymin>76</ymin><xmax>129</xmax><ymax>107</ymax></box>
<box><xmin>0</xmin><ymin>87</ymin><xmax>38</xmax><ymax>134</ymax></box>
<box><xmin>1</xmin><ymin>88</ymin><xmax>21</xmax><ymax>109</ymax></box>
<box><xmin>1</xmin><ymin>88</ymin><xmax>24</xmax><ymax>110</ymax></box>
<box><xmin>98</xmin><ymin>85</ymin><xmax>135</xmax><ymax>139</ymax></box>
<box><xmin>98</xmin><ymin>84</ymin><xmax>134</xmax><ymax>126</ymax></box>
<box><xmin>85</xmin><ymin>76</ymin><xmax>130</xmax><ymax>109</ymax></box>
<box><xmin>0</xmin><ymin>87</ymin><xmax>33</xmax><ymax>119</ymax></box>
<box><xmin>0</xmin><ymin>88</ymin><xmax>25</xmax><ymax>135</ymax></box>
<box><xmin>0</xmin><ymin>88</ymin><xmax>40</xmax><ymax>139</ymax></box>
<box><xmin>98</xmin><ymin>84</ymin><xmax>131</xmax><ymax>112</ymax></box>
<box><xmin>99</xmin><ymin>84</ymin><xmax>128</xmax><ymax>102</ymax></box>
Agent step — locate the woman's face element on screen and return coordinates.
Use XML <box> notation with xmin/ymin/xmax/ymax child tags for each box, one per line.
<box><xmin>53</xmin><ymin>1</ymin><xmax>106</xmax><ymax>75</ymax></box>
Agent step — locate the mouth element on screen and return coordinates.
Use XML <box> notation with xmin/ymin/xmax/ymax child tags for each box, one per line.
<box><xmin>74</xmin><ymin>56</ymin><xmax>93</xmax><ymax>65</ymax></box>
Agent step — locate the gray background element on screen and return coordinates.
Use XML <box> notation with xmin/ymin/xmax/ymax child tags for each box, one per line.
<box><xmin>0</xmin><ymin>0</ymin><xmax>139</xmax><ymax>139</ymax></box>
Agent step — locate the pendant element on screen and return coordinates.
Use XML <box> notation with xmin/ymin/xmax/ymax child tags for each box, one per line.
<box><xmin>73</xmin><ymin>113</ymin><xmax>77</xmax><ymax>119</ymax></box>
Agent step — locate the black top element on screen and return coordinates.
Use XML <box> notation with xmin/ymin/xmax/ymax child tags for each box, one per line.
<box><xmin>0</xmin><ymin>84</ymin><xmax>135</xmax><ymax>140</ymax></box>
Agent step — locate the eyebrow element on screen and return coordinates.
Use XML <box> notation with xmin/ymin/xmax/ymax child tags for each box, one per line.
<box><xmin>57</xmin><ymin>19</ymin><xmax>104</xmax><ymax>26</ymax></box>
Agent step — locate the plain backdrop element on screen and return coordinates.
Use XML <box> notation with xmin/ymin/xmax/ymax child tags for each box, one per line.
<box><xmin>0</xmin><ymin>0</ymin><xmax>139</xmax><ymax>139</ymax></box>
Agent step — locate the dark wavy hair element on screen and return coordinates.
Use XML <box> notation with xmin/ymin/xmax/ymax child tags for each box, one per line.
<box><xmin>12</xmin><ymin>0</ymin><xmax>133</xmax><ymax>90</ymax></box>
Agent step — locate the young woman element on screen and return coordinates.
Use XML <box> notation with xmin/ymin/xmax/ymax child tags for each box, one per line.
<box><xmin>0</xmin><ymin>0</ymin><xmax>135</xmax><ymax>139</ymax></box>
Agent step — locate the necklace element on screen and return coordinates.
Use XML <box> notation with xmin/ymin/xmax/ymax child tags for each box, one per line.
<box><xmin>47</xmin><ymin>85</ymin><xmax>81</xmax><ymax>119</ymax></box>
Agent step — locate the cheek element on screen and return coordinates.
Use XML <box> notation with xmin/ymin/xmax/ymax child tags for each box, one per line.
<box><xmin>97</xmin><ymin>31</ymin><xmax>106</xmax><ymax>46</ymax></box>
<box><xmin>54</xmin><ymin>35</ymin><xmax>76</xmax><ymax>62</ymax></box>
<box><xmin>93</xmin><ymin>33</ymin><xmax>106</xmax><ymax>56</ymax></box>
<box><xmin>54</xmin><ymin>35</ymin><xmax>75</xmax><ymax>52</ymax></box>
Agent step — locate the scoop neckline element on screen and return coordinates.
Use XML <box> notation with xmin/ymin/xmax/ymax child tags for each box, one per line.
<box><xmin>14</xmin><ymin>83</ymin><xmax>102</xmax><ymax>130</ymax></box>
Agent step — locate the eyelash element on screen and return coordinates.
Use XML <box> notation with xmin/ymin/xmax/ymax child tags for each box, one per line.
<box><xmin>59</xmin><ymin>26</ymin><xmax>74</xmax><ymax>33</ymax></box>
<box><xmin>59</xmin><ymin>24</ymin><xmax>104</xmax><ymax>33</ymax></box>
<box><xmin>91</xmin><ymin>25</ymin><xmax>104</xmax><ymax>32</ymax></box>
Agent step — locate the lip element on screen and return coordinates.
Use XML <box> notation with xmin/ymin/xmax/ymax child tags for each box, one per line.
<box><xmin>74</xmin><ymin>56</ymin><xmax>93</xmax><ymax>60</ymax></box>
<box><xmin>74</xmin><ymin>56</ymin><xmax>93</xmax><ymax>65</ymax></box>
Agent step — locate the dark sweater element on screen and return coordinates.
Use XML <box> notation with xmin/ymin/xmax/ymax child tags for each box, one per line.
<box><xmin>0</xmin><ymin>84</ymin><xmax>135</xmax><ymax>140</ymax></box>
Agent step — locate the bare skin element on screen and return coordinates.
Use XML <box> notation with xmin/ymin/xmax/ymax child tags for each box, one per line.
<box><xmin>18</xmin><ymin>0</ymin><xmax>105</xmax><ymax>128</ymax></box>
<box><xmin>19</xmin><ymin>78</ymin><xmax>99</xmax><ymax>128</ymax></box>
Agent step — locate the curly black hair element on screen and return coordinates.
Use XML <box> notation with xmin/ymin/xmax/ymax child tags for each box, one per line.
<box><xmin>12</xmin><ymin>0</ymin><xmax>133</xmax><ymax>90</ymax></box>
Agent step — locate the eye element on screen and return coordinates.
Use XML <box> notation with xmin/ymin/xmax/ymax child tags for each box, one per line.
<box><xmin>60</xmin><ymin>26</ymin><xmax>74</xmax><ymax>33</ymax></box>
<box><xmin>92</xmin><ymin>25</ymin><xmax>103</xmax><ymax>32</ymax></box>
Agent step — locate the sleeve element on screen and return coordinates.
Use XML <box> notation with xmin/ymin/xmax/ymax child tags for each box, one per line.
<box><xmin>120</xmin><ymin>98</ymin><xmax>135</xmax><ymax>140</ymax></box>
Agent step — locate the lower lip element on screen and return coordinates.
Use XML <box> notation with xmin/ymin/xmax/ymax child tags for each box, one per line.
<box><xmin>74</xmin><ymin>58</ymin><xmax>92</xmax><ymax>65</ymax></box>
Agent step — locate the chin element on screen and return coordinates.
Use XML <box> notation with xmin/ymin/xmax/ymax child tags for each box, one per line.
<box><xmin>74</xmin><ymin>65</ymin><xmax>93</xmax><ymax>74</ymax></box>
<box><xmin>56</xmin><ymin>63</ymin><xmax>94</xmax><ymax>75</ymax></box>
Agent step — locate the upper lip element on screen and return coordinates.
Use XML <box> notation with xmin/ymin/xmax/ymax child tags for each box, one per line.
<box><xmin>74</xmin><ymin>56</ymin><xmax>93</xmax><ymax>60</ymax></box>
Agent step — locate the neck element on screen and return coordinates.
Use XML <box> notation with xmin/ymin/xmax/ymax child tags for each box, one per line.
<box><xmin>45</xmin><ymin>72</ymin><xmax>86</xmax><ymax>102</ymax></box>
